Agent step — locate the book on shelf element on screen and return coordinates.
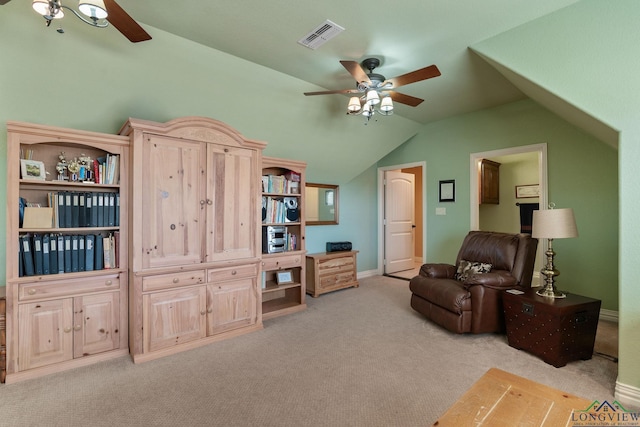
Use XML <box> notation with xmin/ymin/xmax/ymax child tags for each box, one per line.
<box><xmin>263</xmin><ymin>174</ymin><xmax>300</xmax><ymax>194</ymax></box>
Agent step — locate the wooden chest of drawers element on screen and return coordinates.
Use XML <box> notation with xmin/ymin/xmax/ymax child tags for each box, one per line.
<box><xmin>306</xmin><ymin>251</ymin><xmax>358</xmax><ymax>297</ymax></box>
<box><xmin>503</xmin><ymin>288</ymin><xmax>601</xmax><ymax>367</ymax></box>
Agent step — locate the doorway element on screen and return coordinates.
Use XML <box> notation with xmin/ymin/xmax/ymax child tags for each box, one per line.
<box><xmin>470</xmin><ymin>143</ymin><xmax>547</xmax><ymax>282</ymax></box>
<box><xmin>377</xmin><ymin>161</ymin><xmax>426</xmax><ymax>276</ymax></box>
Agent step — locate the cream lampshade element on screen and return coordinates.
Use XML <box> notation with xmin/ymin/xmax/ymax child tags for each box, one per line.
<box><xmin>532</xmin><ymin>207</ymin><xmax>578</xmax><ymax>298</ymax></box>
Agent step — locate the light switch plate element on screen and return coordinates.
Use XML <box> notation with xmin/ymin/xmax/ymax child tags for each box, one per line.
<box><xmin>436</xmin><ymin>207</ymin><xmax>446</xmax><ymax>215</ymax></box>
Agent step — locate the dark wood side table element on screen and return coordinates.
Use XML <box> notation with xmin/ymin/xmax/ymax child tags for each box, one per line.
<box><xmin>502</xmin><ymin>288</ymin><xmax>601</xmax><ymax>367</ymax></box>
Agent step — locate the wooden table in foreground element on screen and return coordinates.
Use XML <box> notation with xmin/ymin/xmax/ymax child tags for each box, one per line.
<box><xmin>432</xmin><ymin>368</ymin><xmax>591</xmax><ymax>426</ymax></box>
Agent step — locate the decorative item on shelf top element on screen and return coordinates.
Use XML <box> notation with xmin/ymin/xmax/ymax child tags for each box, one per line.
<box><xmin>532</xmin><ymin>204</ymin><xmax>579</xmax><ymax>299</ymax></box>
<box><xmin>20</xmin><ymin>159</ymin><xmax>46</xmax><ymax>180</ymax></box>
<box><xmin>326</xmin><ymin>241</ymin><xmax>352</xmax><ymax>252</ymax></box>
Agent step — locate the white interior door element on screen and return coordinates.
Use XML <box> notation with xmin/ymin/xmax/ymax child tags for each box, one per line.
<box><xmin>384</xmin><ymin>171</ymin><xmax>415</xmax><ymax>274</ymax></box>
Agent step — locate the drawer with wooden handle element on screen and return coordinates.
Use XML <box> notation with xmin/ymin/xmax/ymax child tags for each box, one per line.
<box><xmin>142</xmin><ymin>270</ymin><xmax>205</xmax><ymax>292</ymax></box>
<box><xmin>19</xmin><ymin>274</ymin><xmax>121</xmax><ymax>301</ymax></box>
<box><xmin>261</xmin><ymin>254</ymin><xmax>302</xmax><ymax>271</ymax></box>
<box><xmin>208</xmin><ymin>264</ymin><xmax>257</xmax><ymax>282</ymax></box>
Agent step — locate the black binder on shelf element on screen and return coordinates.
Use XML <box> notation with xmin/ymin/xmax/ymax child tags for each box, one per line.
<box><xmin>78</xmin><ymin>193</ymin><xmax>86</xmax><ymax>227</ymax></box>
<box><xmin>57</xmin><ymin>235</ymin><xmax>65</xmax><ymax>274</ymax></box>
<box><xmin>71</xmin><ymin>192</ymin><xmax>80</xmax><ymax>228</ymax></box>
<box><xmin>21</xmin><ymin>234</ymin><xmax>35</xmax><ymax>276</ymax></box>
<box><xmin>71</xmin><ymin>235</ymin><xmax>79</xmax><ymax>272</ymax></box>
<box><xmin>97</xmin><ymin>193</ymin><xmax>105</xmax><ymax>227</ymax></box>
<box><xmin>115</xmin><ymin>193</ymin><xmax>120</xmax><ymax>227</ymax></box>
<box><xmin>94</xmin><ymin>234</ymin><xmax>104</xmax><ymax>271</ymax></box>
<box><xmin>49</xmin><ymin>233</ymin><xmax>58</xmax><ymax>275</ymax></box>
<box><xmin>64</xmin><ymin>192</ymin><xmax>72</xmax><ymax>228</ymax></box>
<box><xmin>33</xmin><ymin>234</ymin><xmax>44</xmax><ymax>275</ymax></box>
<box><xmin>85</xmin><ymin>192</ymin><xmax>93</xmax><ymax>227</ymax></box>
<box><xmin>57</xmin><ymin>193</ymin><xmax>65</xmax><ymax>229</ymax></box>
<box><xmin>18</xmin><ymin>245</ymin><xmax>24</xmax><ymax>277</ymax></box>
<box><xmin>63</xmin><ymin>235</ymin><xmax>72</xmax><ymax>273</ymax></box>
<box><xmin>85</xmin><ymin>234</ymin><xmax>95</xmax><ymax>271</ymax></box>
<box><xmin>78</xmin><ymin>236</ymin><xmax>85</xmax><ymax>272</ymax></box>
<box><xmin>107</xmin><ymin>193</ymin><xmax>115</xmax><ymax>227</ymax></box>
<box><xmin>42</xmin><ymin>233</ymin><xmax>50</xmax><ymax>275</ymax></box>
<box><xmin>90</xmin><ymin>193</ymin><xmax>99</xmax><ymax>228</ymax></box>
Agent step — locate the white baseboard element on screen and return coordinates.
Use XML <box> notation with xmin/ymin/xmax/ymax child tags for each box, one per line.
<box><xmin>615</xmin><ymin>381</ymin><xmax>640</xmax><ymax>410</ymax></box>
<box><xmin>600</xmin><ymin>309</ymin><xmax>618</xmax><ymax>323</ymax></box>
<box><xmin>357</xmin><ymin>269</ymin><xmax>379</xmax><ymax>279</ymax></box>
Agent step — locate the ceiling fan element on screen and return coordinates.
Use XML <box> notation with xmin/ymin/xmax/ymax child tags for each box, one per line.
<box><xmin>304</xmin><ymin>58</ymin><xmax>441</xmax><ymax>116</ymax></box>
<box><xmin>1</xmin><ymin>0</ymin><xmax>151</xmax><ymax>43</ymax></box>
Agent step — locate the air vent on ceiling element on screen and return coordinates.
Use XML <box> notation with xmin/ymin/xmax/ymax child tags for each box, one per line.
<box><xmin>297</xmin><ymin>19</ymin><xmax>345</xmax><ymax>50</ymax></box>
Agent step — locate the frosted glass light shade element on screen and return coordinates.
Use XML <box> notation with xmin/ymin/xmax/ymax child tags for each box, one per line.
<box><xmin>362</xmin><ymin>103</ymin><xmax>373</xmax><ymax>117</ymax></box>
<box><xmin>532</xmin><ymin>208</ymin><xmax>578</xmax><ymax>239</ymax></box>
<box><xmin>347</xmin><ymin>97</ymin><xmax>361</xmax><ymax>112</ymax></box>
<box><xmin>33</xmin><ymin>0</ymin><xmax>64</xmax><ymax>18</ymax></box>
<box><xmin>365</xmin><ymin>90</ymin><xmax>380</xmax><ymax>106</ymax></box>
<box><xmin>379</xmin><ymin>96</ymin><xmax>393</xmax><ymax>112</ymax></box>
<box><xmin>79</xmin><ymin>0</ymin><xmax>108</xmax><ymax>19</ymax></box>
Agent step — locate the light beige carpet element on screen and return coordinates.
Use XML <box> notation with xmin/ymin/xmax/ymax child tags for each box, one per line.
<box><xmin>0</xmin><ymin>276</ymin><xmax>619</xmax><ymax>426</ymax></box>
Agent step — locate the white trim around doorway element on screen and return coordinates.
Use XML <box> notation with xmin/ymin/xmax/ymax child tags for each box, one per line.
<box><xmin>377</xmin><ymin>161</ymin><xmax>427</xmax><ymax>275</ymax></box>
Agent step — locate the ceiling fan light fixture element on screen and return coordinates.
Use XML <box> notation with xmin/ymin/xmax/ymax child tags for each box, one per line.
<box><xmin>379</xmin><ymin>96</ymin><xmax>394</xmax><ymax>113</ymax></box>
<box><xmin>347</xmin><ymin>97</ymin><xmax>362</xmax><ymax>113</ymax></box>
<box><xmin>362</xmin><ymin>103</ymin><xmax>373</xmax><ymax>117</ymax></box>
<box><xmin>32</xmin><ymin>0</ymin><xmax>64</xmax><ymax>18</ymax></box>
<box><xmin>365</xmin><ymin>90</ymin><xmax>380</xmax><ymax>106</ymax></box>
<box><xmin>78</xmin><ymin>0</ymin><xmax>108</xmax><ymax>19</ymax></box>
<box><xmin>379</xmin><ymin>97</ymin><xmax>394</xmax><ymax>116</ymax></box>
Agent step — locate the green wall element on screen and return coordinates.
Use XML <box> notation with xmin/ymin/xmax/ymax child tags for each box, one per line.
<box><xmin>0</xmin><ymin>1</ymin><xmax>418</xmax><ymax>281</ymax></box>
<box><xmin>378</xmin><ymin>99</ymin><xmax>618</xmax><ymax>311</ymax></box>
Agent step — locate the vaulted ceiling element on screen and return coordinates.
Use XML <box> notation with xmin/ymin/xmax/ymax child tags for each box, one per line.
<box><xmin>85</xmin><ymin>0</ymin><xmax>580</xmax><ymax>124</ymax></box>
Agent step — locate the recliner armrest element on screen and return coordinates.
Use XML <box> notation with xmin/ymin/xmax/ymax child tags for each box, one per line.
<box><xmin>463</xmin><ymin>271</ymin><xmax>517</xmax><ymax>289</ymax></box>
<box><xmin>419</xmin><ymin>263</ymin><xmax>457</xmax><ymax>279</ymax></box>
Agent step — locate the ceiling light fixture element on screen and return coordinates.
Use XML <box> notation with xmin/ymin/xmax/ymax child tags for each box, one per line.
<box><xmin>347</xmin><ymin>94</ymin><xmax>394</xmax><ymax>122</ymax></box>
<box><xmin>32</xmin><ymin>0</ymin><xmax>109</xmax><ymax>29</ymax></box>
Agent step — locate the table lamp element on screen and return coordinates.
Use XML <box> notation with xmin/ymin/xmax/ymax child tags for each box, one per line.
<box><xmin>531</xmin><ymin>207</ymin><xmax>578</xmax><ymax>298</ymax></box>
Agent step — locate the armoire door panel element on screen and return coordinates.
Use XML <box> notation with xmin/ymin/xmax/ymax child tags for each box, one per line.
<box><xmin>143</xmin><ymin>135</ymin><xmax>205</xmax><ymax>268</ymax></box>
<box><xmin>206</xmin><ymin>145</ymin><xmax>256</xmax><ymax>262</ymax></box>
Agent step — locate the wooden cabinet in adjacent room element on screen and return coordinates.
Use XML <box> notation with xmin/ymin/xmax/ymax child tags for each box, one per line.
<box><xmin>5</xmin><ymin>122</ymin><xmax>129</xmax><ymax>383</ymax></box>
<box><xmin>480</xmin><ymin>159</ymin><xmax>501</xmax><ymax>204</ymax></box>
<box><xmin>121</xmin><ymin>117</ymin><xmax>266</xmax><ymax>363</ymax></box>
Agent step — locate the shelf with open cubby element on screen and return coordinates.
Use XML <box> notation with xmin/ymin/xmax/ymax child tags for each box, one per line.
<box><xmin>260</xmin><ymin>156</ymin><xmax>307</xmax><ymax>319</ymax></box>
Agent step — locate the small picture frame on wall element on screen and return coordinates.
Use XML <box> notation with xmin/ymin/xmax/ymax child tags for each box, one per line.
<box><xmin>20</xmin><ymin>159</ymin><xmax>46</xmax><ymax>180</ymax></box>
<box><xmin>439</xmin><ymin>180</ymin><xmax>455</xmax><ymax>202</ymax></box>
<box><xmin>276</xmin><ymin>270</ymin><xmax>294</xmax><ymax>285</ymax></box>
<box><xmin>515</xmin><ymin>184</ymin><xmax>540</xmax><ymax>199</ymax></box>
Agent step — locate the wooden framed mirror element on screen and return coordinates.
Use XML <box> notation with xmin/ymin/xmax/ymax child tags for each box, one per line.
<box><xmin>305</xmin><ymin>183</ymin><xmax>339</xmax><ymax>225</ymax></box>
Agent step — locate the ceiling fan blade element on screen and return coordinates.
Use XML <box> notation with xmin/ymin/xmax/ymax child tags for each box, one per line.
<box><xmin>385</xmin><ymin>65</ymin><xmax>441</xmax><ymax>89</ymax></box>
<box><xmin>340</xmin><ymin>60</ymin><xmax>371</xmax><ymax>84</ymax></box>
<box><xmin>304</xmin><ymin>89</ymin><xmax>360</xmax><ymax>96</ymax></box>
<box><xmin>104</xmin><ymin>0</ymin><xmax>152</xmax><ymax>43</ymax></box>
<box><xmin>0</xmin><ymin>0</ymin><xmax>12</xmax><ymax>5</ymax></box>
<box><xmin>388</xmin><ymin>91</ymin><xmax>424</xmax><ymax>107</ymax></box>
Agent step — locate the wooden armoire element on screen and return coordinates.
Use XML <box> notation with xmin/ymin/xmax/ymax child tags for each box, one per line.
<box><xmin>120</xmin><ymin>117</ymin><xmax>266</xmax><ymax>363</ymax></box>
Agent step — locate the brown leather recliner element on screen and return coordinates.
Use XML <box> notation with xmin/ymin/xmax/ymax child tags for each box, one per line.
<box><xmin>409</xmin><ymin>231</ymin><xmax>538</xmax><ymax>334</ymax></box>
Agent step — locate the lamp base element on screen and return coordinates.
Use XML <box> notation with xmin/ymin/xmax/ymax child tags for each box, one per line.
<box><xmin>536</xmin><ymin>286</ymin><xmax>566</xmax><ymax>299</ymax></box>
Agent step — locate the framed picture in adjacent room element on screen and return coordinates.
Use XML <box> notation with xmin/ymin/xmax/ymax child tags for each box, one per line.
<box><xmin>439</xmin><ymin>179</ymin><xmax>455</xmax><ymax>202</ymax></box>
<box><xmin>515</xmin><ymin>184</ymin><xmax>540</xmax><ymax>198</ymax></box>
